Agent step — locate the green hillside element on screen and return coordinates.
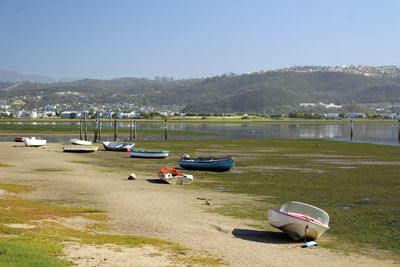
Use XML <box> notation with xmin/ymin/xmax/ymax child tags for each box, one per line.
<box><xmin>2</xmin><ymin>71</ymin><xmax>400</xmax><ymax>113</ymax></box>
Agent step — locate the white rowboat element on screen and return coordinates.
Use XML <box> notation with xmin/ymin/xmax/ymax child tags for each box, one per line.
<box><xmin>268</xmin><ymin>201</ymin><xmax>330</xmax><ymax>240</ymax></box>
<box><xmin>70</xmin><ymin>138</ymin><xmax>92</xmax><ymax>146</ymax></box>
<box><xmin>24</xmin><ymin>137</ymin><xmax>47</xmax><ymax>147</ymax></box>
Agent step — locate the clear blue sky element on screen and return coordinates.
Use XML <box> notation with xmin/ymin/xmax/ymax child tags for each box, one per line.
<box><xmin>1</xmin><ymin>0</ymin><xmax>400</xmax><ymax>79</ymax></box>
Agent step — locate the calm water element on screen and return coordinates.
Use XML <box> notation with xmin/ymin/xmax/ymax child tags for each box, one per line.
<box><xmin>0</xmin><ymin>121</ymin><xmax>399</xmax><ymax>145</ymax></box>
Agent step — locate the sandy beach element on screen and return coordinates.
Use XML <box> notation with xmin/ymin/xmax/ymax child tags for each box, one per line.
<box><xmin>0</xmin><ymin>142</ymin><xmax>398</xmax><ymax>266</ymax></box>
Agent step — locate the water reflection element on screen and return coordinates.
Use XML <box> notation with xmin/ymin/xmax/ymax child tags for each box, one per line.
<box><xmin>0</xmin><ymin>121</ymin><xmax>399</xmax><ymax>145</ymax></box>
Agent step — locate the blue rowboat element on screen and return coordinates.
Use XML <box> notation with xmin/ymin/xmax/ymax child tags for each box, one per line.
<box><xmin>130</xmin><ymin>149</ymin><xmax>169</xmax><ymax>158</ymax></box>
<box><xmin>178</xmin><ymin>155</ymin><xmax>234</xmax><ymax>172</ymax></box>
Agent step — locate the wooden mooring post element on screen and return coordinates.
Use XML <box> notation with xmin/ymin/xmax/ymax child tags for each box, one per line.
<box><xmin>98</xmin><ymin>120</ymin><xmax>102</xmax><ymax>140</ymax></box>
<box><xmin>398</xmin><ymin>119</ymin><xmax>400</xmax><ymax>143</ymax></box>
<box><xmin>79</xmin><ymin>120</ymin><xmax>83</xmax><ymax>140</ymax></box>
<box><xmin>350</xmin><ymin>119</ymin><xmax>354</xmax><ymax>141</ymax></box>
<box><xmin>134</xmin><ymin>120</ymin><xmax>137</xmax><ymax>140</ymax></box>
<box><xmin>129</xmin><ymin>120</ymin><xmax>133</xmax><ymax>141</ymax></box>
<box><xmin>113</xmin><ymin>119</ymin><xmax>118</xmax><ymax>141</ymax></box>
<box><xmin>164</xmin><ymin>118</ymin><xmax>168</xmax><ymax>140</ymax></box>
<box><xmin>84</xmin><ymin>113</ymin><xmax>88</xmax><ymax>141</ymax></box>
<box><xmin>93</xmin><ymin>118</ymin><xmax>99</xmax><ymax>142</ymax></box>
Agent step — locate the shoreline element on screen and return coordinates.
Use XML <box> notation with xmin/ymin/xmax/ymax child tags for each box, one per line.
<box><xmin>1</xmin><ymin>117</ymin><xmax>399</xmax><ymax>124</ymax></box>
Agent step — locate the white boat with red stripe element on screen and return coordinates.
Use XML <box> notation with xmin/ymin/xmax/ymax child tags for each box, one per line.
<box><xmin>268</xmin><ymin>201</ymin><xmax>330</xmax><ymax>240</ymax></box>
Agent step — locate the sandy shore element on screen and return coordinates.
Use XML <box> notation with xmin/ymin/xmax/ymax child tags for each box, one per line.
<box><xmin>0</xmin><ymin>142</ymin><xmax>397</xmax><ymax>266</ymax></box>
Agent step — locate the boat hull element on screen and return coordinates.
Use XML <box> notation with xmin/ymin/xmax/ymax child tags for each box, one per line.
<box><xmin>14</xmin><ymin>136</ymin><xmax>26</xmax><ymax>142</ymax></box>
<box><xmin>63</xmin><ymin>145</ymin><xmax>98</xmax><ymax>153</ymax></box>
<box><xmin>179</xmin><ymin>156</ymin><xmax>234</xmax><ymax>172</ymax></box>
<box><xmin>70</xmin><ymin>139</ymin><xmax>92</xmax><ymax>146</ymax></box>
<box><xmin>158</xmin><ymin>167</ymin><xmax>193</xmax><ymax>185</ymax></box>
<box><xmin>268</xmin><ymin>208</ymin><xmax>329</xmax><ymax>240</ymax></box>
<box><xmin>103</xmin><ymin>141</ymin><xmax>134</xmax><ymax>151</ymax></box>
<box><xmin>130</xmin><ymin>150</ymin><xmax>169</xmax><ymax>158</ymax></box>
<box><xmin>160</xmin><ymin>174</ymin><xmax>193</xmax><ymax>185</ymax></box>
<box><xmin>24</xmin><ymin>138</ymin><xmax>47</xmax><ymax>147</ymax></box>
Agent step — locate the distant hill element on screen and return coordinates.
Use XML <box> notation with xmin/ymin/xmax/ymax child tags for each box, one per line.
<box><xmin>2</xmin><ymin>67</ymin><xmax>400</xmax><ymax>113</ymax></box>
<box><xmin>0</xmin><ymin>70</ymin><xmax>56</xmax><ymax>83</ymax></box>
<box><xmin>181</xmin><ymin>72</ymin><xmax>400</xmax><ymax>113</ymax></box>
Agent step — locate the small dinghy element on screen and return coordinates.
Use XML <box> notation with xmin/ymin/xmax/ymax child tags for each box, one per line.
<box><xmin>24</xmin><ymin>137</ymin><xmax>47</xmax><ymax>147</ymax></box>
<box><xmin>158</xmin><ymin>167</ymin><xmax>193</xmax><ymax>185</ymax></box>
<box><xmin>70</xmin><ymin>138</ymin><xmax>92</xmax><ymax>146</ymax></box>
<box><xmin>178</xmin><ymin>154</ymin><xmax>234</xmax><ymax>172</ymax></box>
<box><xmin>130</xmin><ymin>149</ymin><xmax>169</xmax><ymax>158</ymax></box>
<box><xmin>63</xmin><ymin>145</ymin><xmax>98</xmax><ymax>153</ymax></box>
<box><xmin>102</xmin><ymin>141</ymin><xmax>134</xmax><ymax>151</ymax></box>
<box><xmin>268</xmin><ymin>201</ymin><xmax>330</xmax><ymax>240</ymax></box>
<box><xmin>14</xmin><ymin>136</ymin><xmax>26</xmax><ymax>142</ymax></box>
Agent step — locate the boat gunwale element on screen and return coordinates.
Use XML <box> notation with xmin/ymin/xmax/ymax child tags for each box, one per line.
<box><xmin>179</xmin><ymin>157</ymin><xmax>233</xmax><ymax>163</ymax></box>
<box><xmin>269</xmin><ymin>208</ymin><xmax>330</xmax><ymax>229</ymax></box>
<box><xmin>103</xmin><ymin>141</ymin><xmax>134</xmax><ymax>151</ymax></box>
<box><xmin>131</xmin><ymin>150</ymin><xmax>169</xmax><ymax>154</ymax></box>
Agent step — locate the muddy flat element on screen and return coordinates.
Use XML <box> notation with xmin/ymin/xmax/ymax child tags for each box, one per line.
<box><xmin>0</xmin><ymin>142</ymin><xmax>397</xmax><ymax>266</ymax></box>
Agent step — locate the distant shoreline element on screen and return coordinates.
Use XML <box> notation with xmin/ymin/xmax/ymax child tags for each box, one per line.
<box><xmin>0</xmin><ymin>117</ymin><xmax>399</xmax><ymax>124</ymax></box>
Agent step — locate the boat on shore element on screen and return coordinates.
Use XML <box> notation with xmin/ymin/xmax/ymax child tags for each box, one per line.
<box><xmin>14</xmin><ymin>136</ymin><xmax>26</xmax><ymax>142</ymax></box>
<box><xmin>129</xmin><ymin>149</ymin><xmax>169</xmax><ymax>158</ymax></box>
<box><xmin>70</xmin><ymin>138</ymin><xmax>92</xmax><ymax>146</ymax></box>
<box><xmin>63</xmin><ymin>145</ymin><xmax>98</xmax><ymax>153</ymax></box>
<box><xmin>267</xmin><ymin>201</ymin><xmax>330</xmax><ymax>241</ymax></box>
<box><xmin>103</xmin><ymin>141</ymin><xmax>134</xmax><ymax>151</ymax></box>
<box><xmin>178</xmin><ymin>155</ymin><xmax>234</xmax><ymax>172</ymax></box>
<box><xmin>158</xmin><ymin>167</ymin><xmax>193</xmax><ymax>185</ymax></box>
<box><xmin>24</xmin><ymin>137</ymin><xmax>47</xmax><ymax>147</ymax></box>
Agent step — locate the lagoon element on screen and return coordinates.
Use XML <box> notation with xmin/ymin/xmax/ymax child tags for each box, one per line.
<box><xmin>0</xmin><ymin>120</ymin><xmax>399</xmax><ymax>145</ymax></box>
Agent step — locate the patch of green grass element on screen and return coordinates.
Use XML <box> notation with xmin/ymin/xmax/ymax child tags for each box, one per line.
<box><xmin>0</xmin><ymin>183</ymin><xmax>35</xmax><ymax>193</ymax></box>
<box><xmin>0</xmin><ymin>163</ymin><xmax>11</xmax><ymax>168</ymax></box>
<box><xmin>0</xmin><ymin>184</ymin><xmax>222</xmax><ymax>266</ymax></box>
<box><xmin>210</xmin><ymin>202</ymin><xmax>268</xmax><ymax>222</ymax></box>
<box><xmin>0</xmin><ymin>198</ymin><xmax>105</xmax><ymax>224</ymax></box>
<box><xmin>0</xmin><ymin>241</ymin><xmax>67</xmax><ymax>267</ymax></box>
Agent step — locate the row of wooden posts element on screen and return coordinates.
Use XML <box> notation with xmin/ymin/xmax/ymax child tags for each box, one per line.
<box><xmin>348</xmin><ymin>119</ymin><xmax>400</xmax><ymax>143</ymax></box>
<box><xmin>79</xmin><ymin>116</ymin><xmax>169</xmax><ymax>142</ymax></box>
<box><xmin>349</xmin><ymin>119</ymin><xmax>400</xmax><ymax>143</ymax></box>
<box><xmin>77</xmin><ymin>117</ymin><xmax>400</xmax><ymax>143</ymax></box>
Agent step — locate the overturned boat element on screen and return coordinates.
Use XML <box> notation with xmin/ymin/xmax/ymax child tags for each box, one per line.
<box><xmin>268</xmin><ymin>201</ymin><xmax>330</xmax><ymax>240</ymax></box>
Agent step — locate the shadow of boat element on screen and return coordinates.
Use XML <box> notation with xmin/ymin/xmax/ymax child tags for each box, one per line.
<box><xmin>146</xmin><ymin>179</ymin><xmax>169</xmax><ymax>184</ymax></box>
<box><xmin>232</xmin><ymin>228</ymin><xmax>295</xmax><ymax>244</ymax></box>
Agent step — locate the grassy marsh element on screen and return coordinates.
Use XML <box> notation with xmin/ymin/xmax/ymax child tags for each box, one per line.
<box><xmin>79</xmin><ymin>138</ymin><xmax>400</xmax><ymax>256</ymax></box>
<box><xmin>0</xmin><ymin>183</ymin><xmax>35</xmax><ymax>193</ymax></box>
